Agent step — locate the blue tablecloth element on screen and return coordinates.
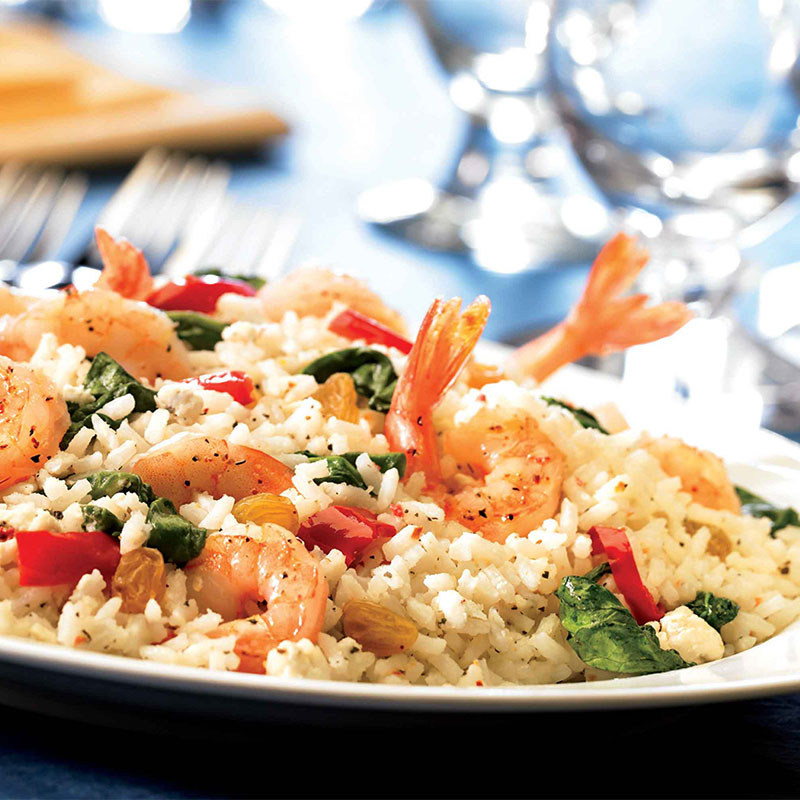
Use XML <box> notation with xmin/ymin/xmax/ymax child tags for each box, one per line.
<box><xmin>2</xmin><ymin>3</ymin><xmax>800</xmax><ymax>797</ymax></box>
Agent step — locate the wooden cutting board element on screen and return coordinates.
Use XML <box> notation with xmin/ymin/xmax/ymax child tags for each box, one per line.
<box><xmin>0</xmin><ymin>22</ymin><xmax>288</xmax><ymax>164</ymax></box>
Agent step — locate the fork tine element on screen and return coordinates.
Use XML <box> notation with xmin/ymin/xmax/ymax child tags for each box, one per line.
<box><xmin>94</xmin><ymin>147</ymin><xmax>169</xmax><ymax>238</ymax></box>
<box><xmin>87</xmin><ymin>148</ymin><xmax>231</xmax><ymax>272</ymax></box>
<box><xmin>27</xmin><ymin>171</ymin><xmax>88</xmax><ymax>262</ymax></box>
<box><xmin>254</xmin><ymin>213</ymin><xmax>301</xmax><ymax>282</ymax></box>
<box><xmin>1</xmin><ymin>168</ymin><xmax>65</xmax><ymax>263</ymax></box>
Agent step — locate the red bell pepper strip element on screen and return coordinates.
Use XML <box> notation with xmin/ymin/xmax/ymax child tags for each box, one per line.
<box><xmin>181</xmin><ymin>370</ymin><xmax>255</xmax><ymax>405</ymax></box>
<box><xmin>297</xmin><ymin>505</ymin><xmax>396</xmax><ymax>567</ymax></box>
<box><xmin>328</xmin><ymin>309</ymin><xmax>413</xmax><ymax>355</ymax></box>
<box><xmin>588</xmin><ymin>525</ymin><xmax>664</xmax><ymax>625</ymax></box>
<box><xmin>147</xmin><ymin>275</ymin><xmax>256</xmax><ymax>313</ymax></box>
<box><xmin>15</xmin><ymin>529</ymin><xmax>121</xmax><ymax>587</ymax></box>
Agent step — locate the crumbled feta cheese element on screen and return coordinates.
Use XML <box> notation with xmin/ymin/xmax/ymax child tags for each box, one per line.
<box><xmin>650</xmin><ymin>605</ymin><xmax>724</xmax><ymax>664</ymax></box>
<box><xmin>157</xmin><ymin>384</ymin><xmax>204</xmax><ymax>425</ymax></box>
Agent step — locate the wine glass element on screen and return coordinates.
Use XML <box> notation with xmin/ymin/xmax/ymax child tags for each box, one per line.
<box><xmin>549</xmin><ymin>0</ymin><xmax>800</xmax><ymax>298</ymax></box>
<box><xmin>548</xmin><ymin>0</ymin><xmax>800</xmax><ymax>434</ymax></box>
<box><xmin>358</xmin><ymin>0</ymin><xmax>613</xmax><ymax>273</ymax></box>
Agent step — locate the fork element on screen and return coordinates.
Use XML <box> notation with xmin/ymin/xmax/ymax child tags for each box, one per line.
<box><xmin>160</xmin><ymin>198</ymin><xmax>302</xmax><ymax>283</ymax></box>
<box><xmin>0</xmin><ymin>162</ymin><xmax>87</xmax><ymax>285</ymax></box>
<box><xmin>81</xmin><ymin>147</ymin><xmax>232</xmax><ymax>274</ymax></box>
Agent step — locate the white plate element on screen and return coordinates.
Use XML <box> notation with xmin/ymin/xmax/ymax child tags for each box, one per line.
<box><xmin>2</xmin><ymin>362</ymin><xmax>800</xmax><ymax>716</ymax></box>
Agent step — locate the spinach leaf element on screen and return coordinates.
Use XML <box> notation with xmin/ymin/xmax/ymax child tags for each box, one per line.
<box><xmin>686</xmin><ymin>591</ymin><xmax>739</xmax><ymax>631</ymax></box>
<box><xmin>77</xmin><ymin>471</ymin><xmax>206</xmax><ymax>564</ymax></box>
<box><xmin>81</xmin><ymin>505</ymin><xmax>123</xmax><ymax>535</ymax></box>
<box><xmin>85</xmin><ymin>471</ymin><xmax>156</xmax><ymax>505</ymax></box>
<box><xmin>83</xmin><ymin>353</ymin><xmax>157</xmax><ymax>413</ymax></box>
<box><xmin>145</xmin><ymin>498</ymin><xmax>208</xmax><ymax>566</ymax></box>
<box><xmin>542</xmin><ymin>397</ymin><xmax>608</xmax><ymax>434</ymax></box>
<box><xmin>193</xmin><ymin>267</ymin><xmax>266</xmax><ymax>291</ymax></box>
<box><xmin>295</xmin><ymin>450</ymin><xmax>406</xmax><ymax>490</ymax></box>
<box><xmin>583</xmin><ymin>561</ymin><xmax>612</xmax><ymax>583</ymax></box>
<box><xmin>167</xmin><ymin>311</ymin><xmax>228</xmax><ymax>351</ymax></box>
<box><xmin>556</xmin><ymin>575</ymin><xmax>693</xmax><ymax>674</ymax></box>
<box><xmin>61</xmin><ymin>353</ymin><xmax>156</xmax><ymax>448</ymax></box>
<box><xmin>302</xmin><ymin>348</ymin><xmax>398</xmax><ymax>412</ymax></box>
<box><xmin>735</xmin><ymin>486</ymin><xmax>800</xmax><ymax>537</ymax></box>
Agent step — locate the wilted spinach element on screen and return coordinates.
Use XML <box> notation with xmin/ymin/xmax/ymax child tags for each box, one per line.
<box><xmin>85</xmin><ymin>471</ymin><xmax>156</xmax><ymax>505</ymax></box>
<box><xmin>296</xmin><ymin>450</ymin><xmax>406</xmax><ymax>490</ymax></box>
<box><xmin>687</xmin><ymin>591</ymin><xmax>739</xmax><ymax>631</ymax></box>
<box><xmin>81</xmin><ymin>505</ymin><xmax>123</xmax><ymax>535</ymax></box>
<box><xmin>556</xmin><ymin>575</ymin><xmax>693</xmax><ymax>675</ymax></box>
<box><xmin>735</xmin><ymin>486</ymin><xmax>800</xmax><ymax>538</ymax></box>
<box><xmin>302</xmin><ymin>348</ymin><xmax>398</xmax><ymax>412</ymax></box>
<box><xmin>145</xmin><ymin>498</ymin><xmax>208</xmax><ymax>566</ymax></box>
<box><xmin>542</xmin><ymin>397</ymin><xmax>608</xmax><ymax>434</ymax></box>
<box><xmin>80</xmin><ymin>471</ymin><xmax>206</xmax><ymax>565</ymax></box>
<box><xmin>61</xmin><ymin>353</ymin><xmax>156</xmax><ymax>448</ymax></box>
<box><xmin>167</xmin><ymin>311</ymin><xmax>228</xmax><ymax>351</ymax></box>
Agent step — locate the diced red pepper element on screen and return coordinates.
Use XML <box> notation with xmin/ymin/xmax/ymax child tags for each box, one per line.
<box><xmin>181</xmin><ymin>370</ymin><xmax>255</xmax><ymax>405</ymax></box>
<box><xmin>297</xmin><ymin>505</ymin><xmax>396</xmax><ymax>567</ymax></box>
<box><xmin>15</xmin><ymin>529</ymin><xmax>121</xmax><ymax>587</ymax></box>
<box><xmin>147</xmin><ymin>275</ymin><xmax>256</xmax><ymax>313</ymax></box>
<box><xmin>589</xmin><ymin>525</ymin><xmax>664</xmax><ymax>624</ymax></box>
<box><xmin>329</xmin><ymin>309</ymin><xmax>413</xmax><ymax>355</ymax></box>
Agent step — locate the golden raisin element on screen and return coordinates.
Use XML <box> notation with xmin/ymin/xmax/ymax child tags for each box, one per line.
<box><xmin>342</xmin><ymin>600</ymin><xmax>418</xmax><ymax>658</ymax></box>
<box><xmin>233</xmin><ymin>493</ymin><xmax>300</xmax><ymax>534</ymax></box>
<box><xmin>112</xmin><ymin>547</ymin><xmax>166</xmax><ymax>614</ymax></box>
<box><xmin>686</xmin><ymin>519</ymin><xmax>731</xmax><ymax>559</ymax></box>
<box><xmin>315</xmin><ymin>373</ymin><xmax>360</xmax><ymax>423</ymax></box>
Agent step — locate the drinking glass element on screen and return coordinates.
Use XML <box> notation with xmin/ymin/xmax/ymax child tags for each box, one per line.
<box><xmin>549</xmin><ymin>0</ymin><xmax>800</xmax><ymax>297</ymax></box>
<box><xmin>549</xmin><ymin>0</ymin><xmax>800</xmax><ymax>433</ymax></box>
<box><xmin>358</xmin><ymin>0</ymin><xmax>613</xmax><ymax>273</ymax></box>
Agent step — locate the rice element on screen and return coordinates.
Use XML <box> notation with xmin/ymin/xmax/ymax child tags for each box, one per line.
<box><xmin>2</xmin><ymin>311</ymin><xmax>800</xmax><ymax>689</ymax></box>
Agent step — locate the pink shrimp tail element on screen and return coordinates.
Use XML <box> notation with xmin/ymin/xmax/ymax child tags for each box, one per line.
<box><xmin>386</xmin><ymin>296</ymin><xmax>491</xmax><ymax>486</ymax></box>
<box><xmin>512</xmin><ymin>233</ymin><xmax>693</xmax><ymax>383</ymax></box>
<box><xmin>94</xmin><ymin>227</ymin><xmax>155</xmax><ymax>301</ymax></box>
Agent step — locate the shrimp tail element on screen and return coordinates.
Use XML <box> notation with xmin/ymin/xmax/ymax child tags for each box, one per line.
<box><xmin>386</xmin><ymin>295</ymin><xmax>490</xmax><ymax>485</ymax></box>
<box><xmin>511</xmin><ymin>233</ymin><xmax>693</xmax><ymax>383</ymax></box>
<box><xmin>94</xmin><ymin>227</ymin><xmax>155</xmax><ymax>301</ymax></box>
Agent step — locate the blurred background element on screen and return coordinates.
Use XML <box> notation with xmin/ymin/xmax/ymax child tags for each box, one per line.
<box><xmin>2</xmin><ymin>0</ymin><xmax>800</xmax><ymax>441</ymax></box>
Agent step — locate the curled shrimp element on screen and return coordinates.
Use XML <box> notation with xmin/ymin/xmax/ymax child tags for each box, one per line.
<box><xmin>385</xmin><ymin>296</ymin><xmax>491</xmax><ymax>484</ymax></box>
<box><xmin>0</xmin><ymin>287</ymin><xmax>191</xmax><ymax>383</ymax></box>
<box><xmin>386</xmin><ymin>296</ymin><xmax>564</xmax><ymax>542</ymax></box>
<box><xmin>0</xmin><ymin>356</ymin><xmax>69</xmax><ymax>491</ymax></box>
<box><xmin>186</xmin><ymin>526</ymin><xmax>329</xmax><ymax>673</ymax></box>
<box><xmin>94</xmin><ymin>227</ymin><xmax>155</xmax><ymax>301</ymax></box>
<box><xmin>259</xmin><ymin>266</ymin><xmax>408</xmax><ymax>336</ymax></box>
<box><xmin>647</xmin><ymin>436</ymin><xmax>740</xmax><ymax>513</ymax></box>
<box><xmin>131</xmin><ymin>434</ymin><xmax>294</xmax><ymax>507</ymax></box>
<box><xmin>510</xmin><ymin>234</ymin><xmax>693</xmax><ymax>384</ymax></box>
<box><xmin>439</xmin><ymin>406</ymin><xmax>565</xmax><ymax>542</ymax></box>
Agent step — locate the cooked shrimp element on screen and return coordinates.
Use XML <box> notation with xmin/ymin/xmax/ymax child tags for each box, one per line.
<box><xmin>510</xmin><ymin>234</ymin><xmax>693</xmax><ymax>384</ymax></box>
<box><xmin>259</xmin><ymin>266</ymin><xmax>408</xmax><ymax>336</ymax></box>
<box><xmin>0</xmin><ymin>286</ymin><xmax>191</xmax><ymax>383</ymax></box>
<box><xmin>385</xmin><ymin>296</ymin><xmax>491</xmax><ymax>483</ymax></box>
<box><xmin>94</xmin><ymin>227</ymin><xmax>155</xmax><ymax>301</ymax></box>
<box><xmin>186</xmin><ymin>526</ymin><xmax>328</xmax><ymax>673</ymax></box>
<box><xmin>647</xmin><ymin>436</ymin><xmax>740</xmax><ymax>513</ymax></box>
<box><xmin>386</xmin><ymin>296</ymin><xmax>564</xmax><ymax>541</ymax></box>
<box><xmin>439</xmin><ymin>406</ymin><xmax>565</xmax><ymax>542</ymax></box>
<box><xmin>0</xmin><ymin>356</ymin><xmax>69</xmax><ymax>491</ymax></box>
<box><xmin>0</xmin><ymin>284</ymin><xmax>34</xmax><ymax>316</ymax></box>
<box><xmin>131</xmin><ymin>435</ymin><xmax>294</xmax><ymax>507</ymax></box>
